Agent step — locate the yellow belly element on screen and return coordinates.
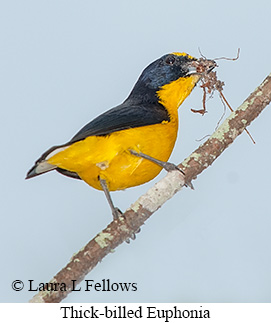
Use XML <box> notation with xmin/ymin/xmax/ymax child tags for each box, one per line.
<box><xmin>47</xmin><ymin>120</ymin><xmax>178</xmax><ymax>191</ymax></box>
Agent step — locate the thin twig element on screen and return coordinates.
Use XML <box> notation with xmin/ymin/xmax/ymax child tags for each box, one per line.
<box><xmin>30</xmin><ymin>72</ymin><xmax>271</xmax><ymax>303</ymax></box>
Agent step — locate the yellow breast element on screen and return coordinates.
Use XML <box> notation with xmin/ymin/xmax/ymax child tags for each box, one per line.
<box><xmin>47</xmin><ymin>120</ymin><xmax>178</xmax><ymax>191</ymax></box>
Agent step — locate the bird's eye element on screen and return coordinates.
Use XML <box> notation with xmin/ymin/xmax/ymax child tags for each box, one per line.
<box><xmin>165</xmin><ymin>55</ymin><xmax>176</xmax><ymax>65</ymax></box>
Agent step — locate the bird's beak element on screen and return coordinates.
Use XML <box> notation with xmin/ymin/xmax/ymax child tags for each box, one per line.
<box><xmin>205</xmin><ymin>60</ymin><xmax>217</xmax><ymax>73</ymax></box>
<box><xmin>186</xmin><ymin>59</ymin><xmax>217</xmax><ymax>76</ymax></box>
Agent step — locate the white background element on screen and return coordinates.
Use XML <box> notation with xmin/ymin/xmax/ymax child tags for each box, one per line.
<box><xmin>1</xmin><ymin>0</ymin><xmax>270</xmax><ymax>303</ymax></box>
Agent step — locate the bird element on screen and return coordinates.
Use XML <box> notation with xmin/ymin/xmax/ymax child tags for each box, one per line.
<box><xmin>26</xmin><ymin>52</ymin><xmax>216</xmax><ymax>219</ymax></box>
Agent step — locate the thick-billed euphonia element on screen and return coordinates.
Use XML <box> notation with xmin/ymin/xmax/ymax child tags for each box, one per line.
<box><xmin>26</xmin><ymin>52</ymin><xmax>216</xmax><ymax>218</ymax></box>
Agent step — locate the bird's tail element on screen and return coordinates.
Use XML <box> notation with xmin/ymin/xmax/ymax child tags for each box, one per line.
<box><xmin>26</xmin><ymin>161</ymin><xmax>57</xmax><ymax>179</ymax></box>
<box><xmin>25</xmin><ymin>144</ymin><xmax>68</xmax><ymax>179</ymax></box>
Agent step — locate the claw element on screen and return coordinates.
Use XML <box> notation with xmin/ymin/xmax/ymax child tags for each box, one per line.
<box><xmin>125</xmin><ymin>227</ymin><xmax>141</xmax><ymax>244</ymax></box>
<box><xmin>112</xmin><ymin>207</ymin><xmax>122</xmax><ymax>220</ymax></box>
<box><xmin>184</xmin><ymin>180</ymin><xmax>194</xmax><ymax>190</ymax></box>
<box><xmin>163</xmin><ymin>162</ymin><xmax>185</xmax><ymax>175</ymax></box>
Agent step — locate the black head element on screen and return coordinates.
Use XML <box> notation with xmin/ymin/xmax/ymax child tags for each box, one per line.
<box><xmin>127</xmin><ymin>53</ymin><xmax>198</xmax><ymax>103</ymax></box>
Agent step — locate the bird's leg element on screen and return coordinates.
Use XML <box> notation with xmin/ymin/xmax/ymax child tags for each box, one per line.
<box><xmin>99</xmin><ymin>177</ymin><xmax>141</xmax><ymax>243</ymax></box>
<box><xmin>99</xmin><ymin>177</ymin><xmax>140</xmax><ymax>243</ymax></box>
<box><xmin>99</xmin><ymin>177</ymin><xmax>122</xmax><ymax>220</ymax></box>
<box><xmin>129</xmin><ymin>150</ymin><xmax>194</xmax><ymax>189</ymax></box>
<box><xmin>129</xmin><ymin>150</ymin><xmax>184</xmax><ymax>174</ymax></box>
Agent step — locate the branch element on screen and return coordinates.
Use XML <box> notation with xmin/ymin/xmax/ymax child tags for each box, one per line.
<box><xmin>30</xmin><ymin>72</ymin><xmax>271</xmax><ymax>303</ymax></box>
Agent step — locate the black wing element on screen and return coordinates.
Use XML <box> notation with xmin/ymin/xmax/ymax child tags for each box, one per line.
<box><xmin>69</xmin><ymin>102</ymin><xmax>170</xmax><ymax>144</ymax></box>
<box><xmin>55</xmin><ymin>103</ymin><xmax>169</xmax><ymax>180</ymax></box>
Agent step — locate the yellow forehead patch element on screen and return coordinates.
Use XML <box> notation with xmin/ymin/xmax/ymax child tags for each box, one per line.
<box><xmin>171</xmin><ymin>52</ymin><xmax>196</xmax><ymax>60</ymax></box>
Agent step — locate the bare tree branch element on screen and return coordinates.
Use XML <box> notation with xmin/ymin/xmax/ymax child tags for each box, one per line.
<box><xmin>30</xmin><ymin>72</ymin><xmax>271</xmax><ymax>303</ymax></box>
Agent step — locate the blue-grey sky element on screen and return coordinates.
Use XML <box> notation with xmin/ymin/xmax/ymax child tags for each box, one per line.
<box><xmin>1</xmin><ymin>0</ymin><xmax>271</xmax><ymax>302</ymax></box>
